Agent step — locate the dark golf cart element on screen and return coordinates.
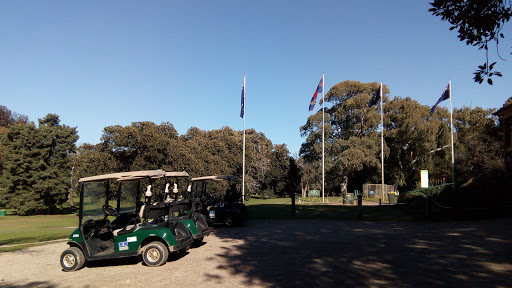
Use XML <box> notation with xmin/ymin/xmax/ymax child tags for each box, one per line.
<box><xmin>157</xmin><ymin>171</ymin><xmax>210</xmax><ymax>246</ymax></box>
<box><xmin>60</xmin><ymin>170</ymin><xmax>194</xmax><ymax>271</ymax></box>
<box><xmin>191</xmin><ymin>175</ymin><xmax>247</xmax><ymax>227</ymax></box>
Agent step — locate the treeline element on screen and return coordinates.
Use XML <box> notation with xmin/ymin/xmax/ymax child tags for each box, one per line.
<box><xmin>71</xmin><ymin>123</ymin><xmax>298</xmax><ymax>201</ymax></box>
<box><xmin>300</xmin><ymin>80</ymin><xmax>507</xmax><ymax>194</ymax></box>
<box><xmin>1</xmin><ymin>80</ymin><xmax>509</xmax><ymax>214</ymax></box>
<box><xmin>0</xmin><ymin>106</ymin><xmax>298</xmax><ymax>215</ymax></box>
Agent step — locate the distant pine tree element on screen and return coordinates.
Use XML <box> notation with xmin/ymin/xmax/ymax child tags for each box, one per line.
<box><xmin>0</xmin><ymin>114</ymin><xmax>78</xmax><ymax>215</ymax></box>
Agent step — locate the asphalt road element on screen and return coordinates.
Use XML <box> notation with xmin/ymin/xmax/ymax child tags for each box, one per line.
<box><xmin>1</xmin><ymin>218</ymin><xmax>512</xmax><ymax>288</ymax></box>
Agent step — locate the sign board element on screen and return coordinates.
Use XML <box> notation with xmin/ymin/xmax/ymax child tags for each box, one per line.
<box><xmin>420</xmin><ymin>170</ymin><xmax>429</xmax><ymax>188</ymax></box>
<box><xmin>309</xmin><ymin>190</ymin><xmax>320</xmax><ymax>197</ymax></box>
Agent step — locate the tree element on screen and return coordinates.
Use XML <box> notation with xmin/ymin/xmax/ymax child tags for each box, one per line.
<box><xmin>385</xmin><ymin>97</ymin><xmax>443</xmax><ymax>190</ymax></box>
<box><xmin>70</xmin><ymin>143</ymin><xmax>120</xmax><ymax>205</ymax></box>
<box><xmin>300</xmin><ymin>81</ymin><xmax>389</xmax><ymax>194</ymax></box>
<box><xmin>267</xmin><ymin>144</ymin><xmax>292</xmax><ymax>197</ymax></box>
<box><xmin>35</xmin><ymin>114</ymin><xmax>79</xmax><ymax>213</ymax></box>
<box><xmin>0</xmin><ymin>106</ymin><xmax>28</xmax><ymax>176</ymax></box>
<box><xmin>453</xmin><ymin>106</ymin><xmax>503</xmax><ymax>179</ymax></box>
<box><xmin>0</xmin><ymin>122</ymin><xmax>40</xmax><ymax>214</ymax></box>
<box><xmin>100</xmin><ymin>121</ymin><xmax>179</xmax><ymax>171</ymax></box>
<box><xmin>0</xmin><ymin>114</ymin><xmax>78</xmax><ymax>215</ymax></box>
<box><xmin>430</xmin><ymin>0</ymin><xmax>512</xmax><ymax>84</ymax></box>
<box><xmin>0</xmin><ymin>105</ymin><xmax>28</xmax><ymax>128</ymax></box>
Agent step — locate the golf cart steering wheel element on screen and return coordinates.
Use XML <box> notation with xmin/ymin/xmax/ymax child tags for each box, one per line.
<box><xmin>84</xmin><ymin>219</ymin><xmax>95</xmax><ymax>227</ymax></box>
<box><xmin>103</xmin><ymin>205</ymin><xmax>118</xmax><ymax>217</ymax></box>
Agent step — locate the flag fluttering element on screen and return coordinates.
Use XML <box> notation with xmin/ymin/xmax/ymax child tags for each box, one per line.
<box><xmin>240</xmin><ymin>76</ymin><xmax>245</xmax><ymax>118</ymax></box>
<box><xmin>430</xmin><ymin>83</ymin><xmax>450</xmax><ymax>114</ymax></box>
<box><xmin>368</xmin><ymin>84</ymin><xmax>382</xmax><ymax>107</ymax></box>
<box><xmin>308</xmin><ymin>77</ymin><xmax>324</xmax><ymax>111</ymax></box>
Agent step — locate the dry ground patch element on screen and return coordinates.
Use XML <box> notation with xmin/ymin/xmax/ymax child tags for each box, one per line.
<box><xmin>1</xmin><ymin>218</ymin><xmax>511</xmax><ymax>288</ymax></box>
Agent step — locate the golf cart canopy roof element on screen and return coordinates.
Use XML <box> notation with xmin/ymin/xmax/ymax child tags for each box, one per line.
<box><xmin>191</xmin><ymin>175</ymin><xmax>235</xmax><ymax>181</ymax></box>
<box><xmin>164</xmin><ymin>171</ymin><xmax>189</xmax><ymax>178</ymax></box>
<box><xmin>79</xmin><ymin>170</ymin><xmax>167</xmax><ymax>183</ymax></box>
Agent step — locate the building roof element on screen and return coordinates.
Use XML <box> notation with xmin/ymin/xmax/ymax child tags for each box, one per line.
<box><xmin>494</xmin><ymin>102</ymin><xmax>512</xmax><ymax>119</ymax></box>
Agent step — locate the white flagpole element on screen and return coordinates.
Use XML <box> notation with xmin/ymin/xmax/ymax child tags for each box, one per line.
<box><xmin>322</xmin><ymin>72</ymin><xmax>325</xmax><ymax>203</ymax></box>
<box><xmin>448</xmin><ymin>79</ymin><xmax>455</xmax><ymax>184</ymax></box>
<box><xmin>380</xmin><ymin>82</ymin><xmax>385</xmax><ymax>201</ymax></box>
<box><xmin>242</xmin><ymin>74</ymin><xmax>246</xmax><ymax>203</ymax></box>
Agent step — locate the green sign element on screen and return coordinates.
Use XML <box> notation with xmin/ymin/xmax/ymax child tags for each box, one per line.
<box><xmin>309</xmin><ymin>190</ymin><xmax>320</xmax><ymax>197</ymax></box>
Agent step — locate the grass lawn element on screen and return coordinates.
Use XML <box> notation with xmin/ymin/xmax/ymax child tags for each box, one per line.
<box><xmin>0</xmin><ymin>214</ymin><xmax>78</xmax><ymax>252</ymax></box>
<box><xmin>245</xmin><ymin>197</ymin><xmax>412</xmax><ymax>221</ymax></box>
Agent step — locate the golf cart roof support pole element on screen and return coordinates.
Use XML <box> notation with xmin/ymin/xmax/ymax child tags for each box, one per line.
<box><xmin>105</xmin><ymin>180</ymin><xmax>110</xmax><ymax>207</ymax></box>
<box><xmin>79</xmin><ymin>182</ymin><xmax>84</xmax><ymax>226</ymax></box>
<box><xmin>242</xmin><ymin>73</ymin><xmax>246</xmax><ymax>203</ymax></box>
<box><xmin>137</xmin><ymin>180</ymin><xmax>141</xmax><ymax>201</ymax></box>
<box><xmin>116</xmin><ymin>181</ymin><xmax>122</xmax><ymax>211</ymax></box>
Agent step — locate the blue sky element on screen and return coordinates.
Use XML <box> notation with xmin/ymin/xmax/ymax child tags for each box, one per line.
<box><xmin>1</xmin><ymin>1</ymin><xmax>511</xmax><ymax>155</ymax></box>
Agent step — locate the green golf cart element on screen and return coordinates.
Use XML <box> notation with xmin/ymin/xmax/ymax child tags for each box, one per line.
<box><xmin>191</xmin><ymin>175</ymin><xmax>247</xmax><ymax>227</ymax></box>
<box><xmin>60</xmin><ymin>170</ymin><xmax>193</xmax><ymax>271</ymax></box>
<box><xmin>156</xmin><ymin>171</ymin><xmax>210</xmax><ymax>246</ymax></box>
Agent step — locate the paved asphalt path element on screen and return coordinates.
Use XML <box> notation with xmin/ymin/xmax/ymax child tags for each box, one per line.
<box><xmin>1</xmin><ymin>218</ymin><xmax>512</xmax><ymax>288</ymax></box>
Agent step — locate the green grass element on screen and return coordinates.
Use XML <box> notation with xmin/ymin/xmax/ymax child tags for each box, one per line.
<box><xmin>245</xmin><ymin>198</ymin><xmax>412</xmax><ymax>221</ymax></box>
<box><xmin>0</xmin><ymin>214</ymin><xmax>78</xmax><ymax>252</ymax></box>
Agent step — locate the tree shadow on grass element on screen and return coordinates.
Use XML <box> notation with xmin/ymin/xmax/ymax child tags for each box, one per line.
<box><xmin>209</xmin><ymin>216</ymin><xmax>512</xmax><ymax>287</ymax></box>
<box><xmin>247</xmin><ymin>203</ymin><xmax>412</xmax><ymax>221</ymax></box>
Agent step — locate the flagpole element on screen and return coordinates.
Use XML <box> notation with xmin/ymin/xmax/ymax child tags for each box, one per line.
<box><xmin>242</xmin><ymin>74</ymin><xmax>246</xmax><ymax>203</ymax></box>
<box><xmin>448</xmin><ymin>79</ymin><xmax>455</xmax><ymax>184</ymax></box>
<box><xmin>322</xmin><ymin>72</ymin><xmax>325</xmax><ymax>203</ymax></box>
<box><xmin>380</xmin><ymin>82</ymin><xmax>384</xmax><ymax>202</ymax></box>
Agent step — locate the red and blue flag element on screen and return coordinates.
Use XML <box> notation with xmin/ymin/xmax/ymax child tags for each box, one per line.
<box><xmin>309</xmin><ymin>77</ymin><xmax>324</xmax><ymax>111</ymax></box>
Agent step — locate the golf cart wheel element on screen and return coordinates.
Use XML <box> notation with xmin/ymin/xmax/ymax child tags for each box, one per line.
<box><xmin>143</xmin><ymin>241</ymin><xmax>169</xmax><ymax>267</ymax></box>
<box><xmin>60</xmin><ymin>247</ymin><xmax>85</xmax><ymax>272</ymax></box>
<box><xmin>224</xmin><ymin>216</ymin><xmax>235</xmax><ymax>227</ymax></box>
<box><xmin>192</xmin><ymin>237</ymin><xmax>204</xmax><ymax>247</ymax></box>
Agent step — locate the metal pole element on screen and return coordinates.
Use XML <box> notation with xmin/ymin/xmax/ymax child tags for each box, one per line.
<box><xmin>322</xmin><ymin>72</ymin><xmax>325</xmax><ymax>203</ymax></box>
<box><xmin>242</xmin><ymin>74</ymin><xmax>246</xmax><ymax>203</ymax></box>
<box><xmin>380</xmin><ymin>82</ymin><xmax>385</xmax><ymax>201</ymax></box>
<box><xmin>448</xmin><ymin>80</ymin><xmax>455</xmax><ymax>184</ymax></box>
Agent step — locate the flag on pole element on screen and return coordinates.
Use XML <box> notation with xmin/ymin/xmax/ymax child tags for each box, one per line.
<box><xmin>240</xmin><ymin>76</ymin><xmax>245</xmax><ymax>118</ymax></box>
<box><xmin>430</xmin><ymin>83</ymin><xmax>450</xmax><ymax>114</ymax></box>
<box><xmin>368</xmin><ymin>84</ymin><xmax>381</xmax><ymax>107</ymax></box>
<box><xmin>308</xmin><ymin>77</ymin><xmax>324</xmax><ymax>111</ymax></box>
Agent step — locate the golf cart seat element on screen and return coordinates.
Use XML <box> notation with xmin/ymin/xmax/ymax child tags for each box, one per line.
<box><xmin>112</xmin><ymin>212</ymin><xmax>141</xmax><ymax>237</ymax></box>
<box><xmin>113</xmin><ymin>223</ymin><xmax>139</xmax><ymax>236</ymax></box>
<box><xmin>139</xmin><ymin>202</ymin><xmax>168</xmax><ymax>223</ymax></box>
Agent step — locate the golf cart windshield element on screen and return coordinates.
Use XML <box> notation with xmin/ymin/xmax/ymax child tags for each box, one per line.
<box><xmin>81</xmin><ymin>180</ymin><xmax>138</xmax><ymax>220</ymax></box>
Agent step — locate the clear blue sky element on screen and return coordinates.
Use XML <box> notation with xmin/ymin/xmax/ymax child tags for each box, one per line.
<box><xmin>1</xmin><ymin>1</ymin><xmax>511</xmax><ymax>155</ymax></box>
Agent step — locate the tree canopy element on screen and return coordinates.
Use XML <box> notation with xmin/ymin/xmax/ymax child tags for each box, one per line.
<box><xmin>71</xmin><ymin>123</ymin><xmax>298</xmax><ymax>201</ymax></box>
<box><xmin>430</xmin><ymin>0</ymin><xmax>512</xmax><ymax>84</ymax></box>
<box><xmin>300</xmin><ymin>80</ymin><xmax>503</xmax><ymax>194</ymax></box>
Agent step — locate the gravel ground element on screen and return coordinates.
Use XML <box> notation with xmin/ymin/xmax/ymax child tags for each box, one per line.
<box><xmin>1</xmin><ymin>218</ymin><xmax>512</xmax><ymax>288</ymax></box>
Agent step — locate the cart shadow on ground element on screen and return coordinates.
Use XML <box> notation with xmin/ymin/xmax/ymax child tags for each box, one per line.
<box><xmin>82</xmin><ymin>249</ymin><xmax>191</xmax><ymax>269</ymax></box>
<box><xmin>208</xmin><ymin>215</ymin><xmax>512</xmax><ymax>287</ymax></box>
<box><xmin>0</xmin><ymin>281</ymin><xmax>58</xmax><ymax>288</ymax></box>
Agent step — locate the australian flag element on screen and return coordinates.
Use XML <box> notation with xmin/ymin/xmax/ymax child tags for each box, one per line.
<box><xmin>368</xmin><ymin>85</ymin><xmax>381</xmax><ymax>107</ymax></box>
<box><xmin>430</xmin><ymin>83</ymin><xmax>450</xmax><ymax>114</ymax></box>
<box><xmin>240</xmin><ymin>77</ymin><xmax>245</xmax><ymax>118</ymax></box>
<box><xmin>309</xmin><ymin>77</ymin><xmax>324</xmax><ymax>111</ymax></box>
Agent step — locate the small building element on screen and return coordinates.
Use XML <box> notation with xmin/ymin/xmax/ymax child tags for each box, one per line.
<box><xmin>494</xmin><ymin>102</ymin><xmax>512</xmax><ymax>173</ymax></box>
